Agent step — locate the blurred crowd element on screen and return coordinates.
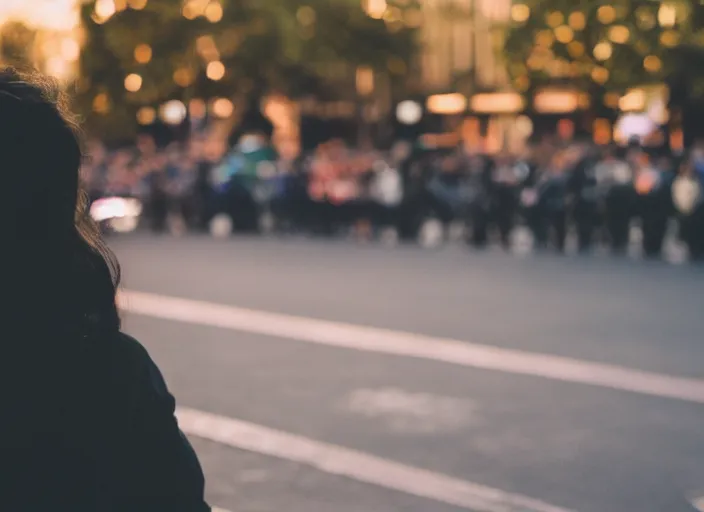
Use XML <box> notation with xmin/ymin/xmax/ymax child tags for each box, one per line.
<box><xmin>82</xmin><ymin>131</ymin><xmax>704</xmax><ymax>261</ymax></box>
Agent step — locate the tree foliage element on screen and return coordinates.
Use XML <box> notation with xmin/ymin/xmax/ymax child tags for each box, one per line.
<box><xmin>77</xmin><ymin>0</ymin><xmax>418</xmax><ymax>141</ymax></box>
<box><xmin>504</xmin><ymin>0</ymin><xmax>704</xmax><ymax>94</ymax></box>
<box><xmin>0</xmin><ymin>21</ymin><xmax>37</xmax><ymax>67</ymax></box>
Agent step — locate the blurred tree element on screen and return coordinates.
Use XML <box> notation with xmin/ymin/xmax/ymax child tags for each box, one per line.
<box><xmin>504</xmin><ymin>0</ymin><xmax>704</xmax><ymax>94</ymax></box>
<box><xmin>77</xmin><ymin>0</ymin><xmax>418</xmax><ymax>141</ymax></box>
<box><xmin>1</xmin><ymin>21</ymin><xmax>37</xmax><ymax>68</ymax></box>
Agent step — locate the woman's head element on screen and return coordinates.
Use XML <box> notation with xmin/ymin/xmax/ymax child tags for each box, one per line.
<box><xmin>0</xmin><ymin>67</ymin><xmax>120</xmax><ymax>334</ymax></box>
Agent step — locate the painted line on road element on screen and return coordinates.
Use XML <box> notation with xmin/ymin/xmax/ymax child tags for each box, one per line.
<box><xmin>177</xmin><ymin>406</ymin><xmax>574</xmax><ymax>512</ymax></box>
<box><xmin>121</xmin><ymin>290</ymin><xmax>704</xmax><ymax>405</ymax></box>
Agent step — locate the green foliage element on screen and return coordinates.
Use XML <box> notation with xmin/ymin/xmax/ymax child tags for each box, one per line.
<box><xmin>77</xmin><ymin>0</ymin><xmax>417</xmax><ymax>140</ymax></box>
<box><xmin>504</xmin><ymin>0</ymin><xmax>702</xmax><ymax>93</ymax></box>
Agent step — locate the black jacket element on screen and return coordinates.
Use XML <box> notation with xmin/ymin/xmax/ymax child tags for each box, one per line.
<box><xmin>0</xmin><ymin>331</ymin><xmax>209</xmax><ymax>512</ymax></box>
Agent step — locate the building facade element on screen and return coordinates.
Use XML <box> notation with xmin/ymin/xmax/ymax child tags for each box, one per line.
<box><xmin>419</xmin><ymin>0</ymin><xmax>511</xmax><ymax>93</ymax></box>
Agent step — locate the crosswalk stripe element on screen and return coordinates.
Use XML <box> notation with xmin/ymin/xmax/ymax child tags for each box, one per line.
<box><xmin>177</xmin><ymin>406</ymin><xmax>574</xmax><ymax>512</ymax></box>
<box><xmin>121</xmin><ymin>290</ymin><xmax>704</xmax><ymax>405</ymax></box>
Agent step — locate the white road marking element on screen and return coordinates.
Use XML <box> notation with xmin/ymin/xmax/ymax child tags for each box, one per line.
<box><xmin>177</xmin><ymin>406</ymin><xmax>574</xmax><ymax>512</ymax></box>
<box><xmin>121</xmin><ymin>290</ymin><xmax>704</xmax><ymax>405</ymax></box>
<box><xmin>342</xmin><ymin>387</ymin><xmax>476</xmax><ymax>434</ymax></box>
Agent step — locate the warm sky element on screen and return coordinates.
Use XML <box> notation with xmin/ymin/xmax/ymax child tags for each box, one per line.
<box><xmin>0</xmin><ymin>0</ymin><xmax>79</xmax><ymax>31</ymax></box>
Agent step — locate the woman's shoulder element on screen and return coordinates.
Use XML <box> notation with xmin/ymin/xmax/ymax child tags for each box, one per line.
<box><xmin>89</xmin><ymin>332</ymin><xmax>176</xmax><ymax>424</ymax></box>
<box><xmin>91</xmin><ymin>332</ymin><xmax>166</xmax><ymax>395</ymax></box>
<box><xmin>93</xmin><ymin>331</ymin><xmax>152</xmax><ymax>367</ymax></box>
<box><xmin>109</xmin><ymin>332</ymin><xmax>172</xmax><ymax>381</ymax></box>
<box><xmin>107</xmin><ymin>331</ymin><xmax>151</xmax><ymax>357</ymax></box>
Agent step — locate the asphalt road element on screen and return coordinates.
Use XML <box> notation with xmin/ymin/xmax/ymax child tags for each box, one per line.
<box><xmin>112</xmin><ymin>234</ymin><xmax>704</xmax><ymax>512</ymax></box>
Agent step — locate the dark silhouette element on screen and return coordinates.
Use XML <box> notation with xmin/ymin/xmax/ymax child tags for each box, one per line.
<box><xmin>0</xmin><ymin>68</ymin><xmax>209</xmax><ymax>511</ymax></box>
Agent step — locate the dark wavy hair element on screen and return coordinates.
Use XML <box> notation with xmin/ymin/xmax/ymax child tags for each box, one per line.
<box><xmin>0</xmin><ymin>67</ymin><xmax>120</xmax><ymax>335</ymax></box>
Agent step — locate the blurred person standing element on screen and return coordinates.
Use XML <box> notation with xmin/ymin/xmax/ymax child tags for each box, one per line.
<box><xmin>369</xmin><ymin>157</ymin><xmax>403</xmax><ymax>233</ymax></box>
<box><xmin>634</xmin><ymin>152</ymin><xmax>675</xmax><ymax>258</ymax></box>
<box><xmin>674</xmin><ymin>150</ymin><xmax>704</xmax><ymax>260</ymax></box>
<box><xmin>518</xmin><ymin>141</ymin><xmax>549</xmax><ymax>247</ymax></box>
<box><xmin>535</xmin><ymin>151</ymin><xmax>570</xmax><ymax>252</ymax></box>
<box><xmin>163</xmin><ymin>144</ymin><xmax>192</xmax><ymax>235</ymax></box>
<box><xmin>595</xmin><ymin>146</ymin><xmax>636</xmax><ymax>254</ymax></box>
<box><xmin>428</xmin><ymin>152</ymin><xmax>465</xmax><ymax>226</ymax></box>
<box><xmin>103</xmin><ymin>149</ymin><xmax>136</xmax><ymax>198</ymax></box>
<box><xmin>489</xmin><ymin>152</ymin><xmax>523</xmax><ymax>249</ymax></box>
<box><xmin>567</xmin><ymin>144</ymin><xmax>601</xmax><ymax>253</ymax></box>
<box><xmin>145</xmin><ymin>151</ymin><xmax>171</xmax><ymax>233</ymax></box>
<box><xmin>0</xmin><ymin>68</ymin><xmax>209</xmax><ymax>511</ymax></box>
<box><xmin>520</xmin><ymin>141</ymin><xmax>568</xmax><ymax>252</ymax></box>
<box><xmin>189</xmin><ymin>135</ymin><xmax>215</xmax><ymax>232</ymax></box>
<box><xmin>395</xmin><ymin>148</ymin><xmax>435</xmax><ymax>240</ymax></box>
<box><xmin>82</xmin><ymin>139</ymin><xmax>108</xmax><ymax>204</ymax></box>
<box><xmin>466</xmin><ymin>152</ymin><xmax>493</xmax><ymax>247</ymax></box>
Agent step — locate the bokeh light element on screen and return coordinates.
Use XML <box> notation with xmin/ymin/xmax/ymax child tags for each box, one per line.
<box><xmin>0</xmin><ymin>0</ymin><xmax>79</xmax><ymax>31</ymax></box>
<box><xmin>134</xmin><ymin>44</ymin><xmax>153</xmax><ymax>64</ymax></box>
<box><xmin>124</xmin><ymin>73</ymin><xmax>143</xmax><ymax>92</ymax></box>
<box><xmin>511</xmin><ymin>4</ymin><xmax>530</xmax><ymax>23</ymax></box>
<box><xmin>591</xmin><ymin>66</ymin><xmax>609</xmax><ymax>84</ymax></box>
<box><xmin>363</xmin><ymin>0</ymin><xmax>387</xmax><ymax>20</ymax></box>
<box><xmin>206</xmin><ymin>61</ymin><xmax>226</xmax><ymax>81</ymax></box>
<box><xmin>658</xmin><ymin>3</ymin><xmax>677</xmax><ymax>27</ymax></box>
<box><xmin>94</xmin><ymin>0</ymin><xmax>116</xmax><ymax>22</ymax></box>
<box><xmin>160</xmin><ymin>100</ymin><xmax>187</xmax><ymax>125</ymax></box>
<box><xmin>136</xmin><ymin>106</ymin><xmax>156</xmax><ymax>125</ymax></box>
<box><xmin>593</xmin><ymin>41</ymin><xmax>613</xmax><ymax>61</ymax></box>
<box><xmin>61</xmin><ymin>39</ymin><xmax>80</xmax><ymax>61</ymax></box>
<box><xmin>128</xmin><ymin>0</ymin><xmax>148</xmax><ymax>9</ymax></box>
<box><xmin>545</xmin><ymin>11</ymin><xmax>564</xmax><ymax>28</ymax></box>
<box><xmin>608</xmin><ymin>25</ymin><xmax>630</xmax><ymax>44</ymax></box>
<box><xmin>211</xmin><ymin>97</ymin><xmax>234</xmax><ymax>118</ymax></box>
<box><xmin>205</xmin><ymin>2</ymin><xmax>224</xmax><ymax>23</ymax></box>
<box><xmin>554</xmin><ymin>25</ymin><xmax>574</xmax><ymax>44</ymax></box>
<box><xmin>173</xmin><ymin>67</ymin><xmax>195</xmax><ymax>87</ymax></box>
<box><xmin>568</xmin><ymin>12</ymin><xmax>586</xmax><ymax>31</ymax></box>
<box><xmin>93</xmin><ymin>93</ymin><xmax>111</xmax><ymax>114</ymax></box>
<box><xmin>597</xmin><ymin>5</ymin><xmax>616</xmax><ymax>24</ymax></box>
<box><xmin>643</xmin><ymin>55</ymin><xmax>663</xmax><ymax>73</ymax></box>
